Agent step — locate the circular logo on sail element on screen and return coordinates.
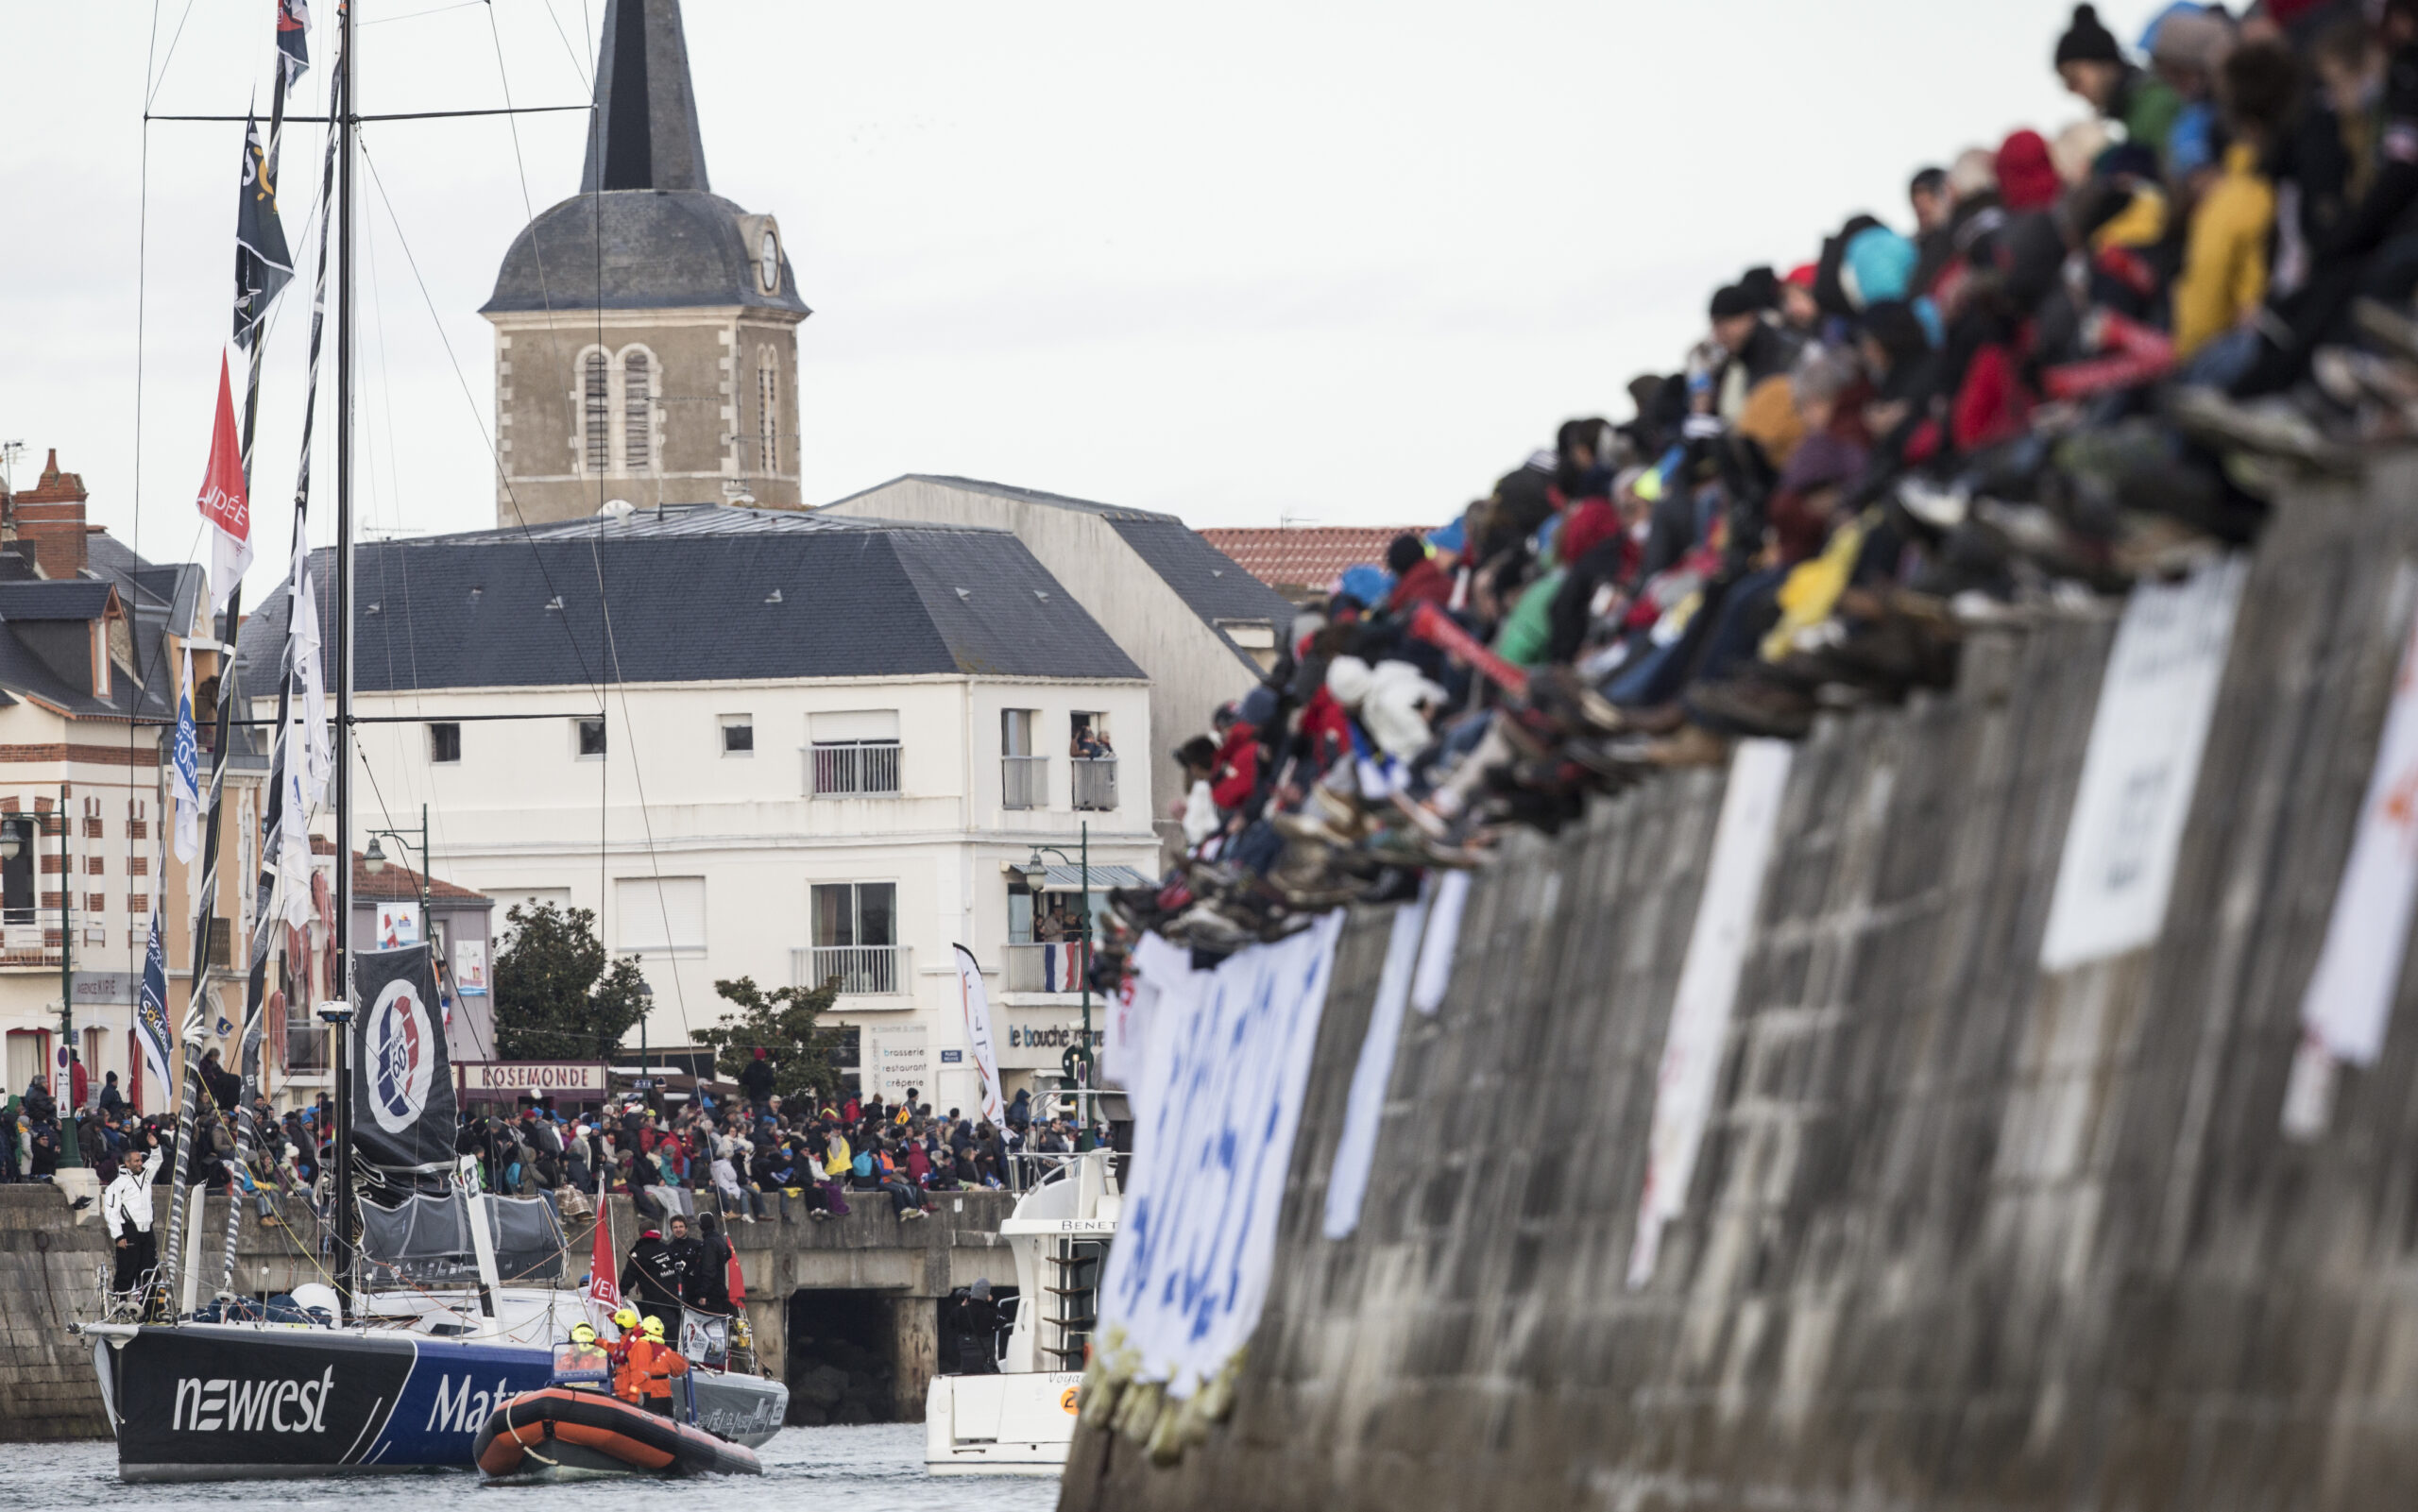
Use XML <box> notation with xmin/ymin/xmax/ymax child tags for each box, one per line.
<box><xmin>366</xmin><ymin>977</ymin><xmax>434</xmax><ymax>1134</ymax></box>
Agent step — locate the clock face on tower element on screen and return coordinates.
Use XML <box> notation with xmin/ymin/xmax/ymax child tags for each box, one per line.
<box><xmin>759</xmin><ymin>230</ymin><xmax>779</xmax><ymax>295</ymax></box>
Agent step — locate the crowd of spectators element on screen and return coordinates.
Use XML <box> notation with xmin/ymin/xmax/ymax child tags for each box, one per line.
<box><xmin>1118</xmin><ymin>0</ymin><xmax>2418</xmax><ymax>959</ymax></box>
<box><xmin>463</xmin><ymin>1081</ymin><xmax>1098</xmax><ymax>1229</ymax></box>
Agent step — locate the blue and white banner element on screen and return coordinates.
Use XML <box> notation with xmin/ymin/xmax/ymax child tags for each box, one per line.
<box><xmin>136</xmin><ymin>905</ymin><xmax>174</xmax><ymax>1098</ymax></box>
<box><xmin>172</xmin><ymin>648</ymin><xmax>201</xmax><ymax>865</ymax></box>
<box><xmin>1098</xmin><ymin>911</ymin><xmax>1345</xmax><ymax>1397</ymax></box>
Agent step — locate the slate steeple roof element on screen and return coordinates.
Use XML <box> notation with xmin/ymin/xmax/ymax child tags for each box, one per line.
<box><xmin>480</xmin><ymin>0</ymin><xmax>808</xmax><ymax>316</ymax></box>
<box><xmin>581</xmin><ymin>0</ymin><xmax>711</xmax><ymax>195</ymax></box>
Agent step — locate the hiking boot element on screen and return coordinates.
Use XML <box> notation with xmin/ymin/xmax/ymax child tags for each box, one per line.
<box><xmin>2165</xmin><ymin>386</ymin><xmax>2357</xmax><ymax>472</ymax></box>
<box><xmin>2353</xmin><ymin>297</ymin><xmax>2418</xmax><ymax>365</ymax></box>
<box><xmin>1685</xmin><ymin>677</ymin><xmax>1815</xmax><ymax>739</ymax></box>
<box><xmin>2313</xmin><ymin>345</ymin><xmax>2418</xmax><ymax>409</ymax></box>
<box><xmin>1643</xmin><ymin>722</ymin><xmax>1732</xmax><ymax>768</ymax></box>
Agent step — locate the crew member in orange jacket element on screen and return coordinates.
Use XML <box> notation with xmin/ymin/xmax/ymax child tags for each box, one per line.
<box><xmin>630</xmin><ymin>1315</ymin><xmax>690</xmax><ymax>1417</ymax></box>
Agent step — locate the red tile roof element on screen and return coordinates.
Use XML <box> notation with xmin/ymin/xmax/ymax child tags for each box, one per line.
<box><xmin>313</xmin><ymin>836</ymin><xmax>489</xmax><ymax>902</ymax></box>
<box><xmin>1198</xmin><ymin>527</ymin><xmax>1423</xmax><ymax>592</ymax></box>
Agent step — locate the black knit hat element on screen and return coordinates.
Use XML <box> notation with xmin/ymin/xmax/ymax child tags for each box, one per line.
<box><xmin>1708</xmin><ymin>283</ymin><xmax>1758</xmax><ymax>320</ymax></box>
<box><xmin>2055</xmin><ymin>4</ymin><xmax>2123</xmax><ymax>66</ymax></box>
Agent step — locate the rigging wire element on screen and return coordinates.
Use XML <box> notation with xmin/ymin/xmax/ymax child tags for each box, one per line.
<box><xmin>127</xmin><ymin>0</ymin><xmax>165</xmax><ymax>993</ymax></box>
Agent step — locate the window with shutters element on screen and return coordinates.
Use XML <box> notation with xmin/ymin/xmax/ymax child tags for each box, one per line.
<box><xmin>208</xmin><ymin>918</ymin><xmax>231</xmax><ymax>967</ymax></box>
<box><xmin>615</xmin><ymin>875</ymin><xmax>706</xmax><ymax>956</ymax></box>
<box><xmin>622</xmin><ymin>348</ymin><xmax>655</xmax><ymax>471</ymax></box>
<box><xmin>582</xmin><ymin>349</ymin><xmax>610</xmax><ymax>473</ymax></box>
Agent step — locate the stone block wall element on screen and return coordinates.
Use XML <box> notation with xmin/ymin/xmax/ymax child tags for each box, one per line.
<box><xmin>1065</xmin><ymin>462</ymin><xmax>2418</xmax><ymax>1512</ymax></box>
<box><xmin>0</xmin><ymin>1184</ymin><xmax>111</xmax><ymax>1441</ymax></box>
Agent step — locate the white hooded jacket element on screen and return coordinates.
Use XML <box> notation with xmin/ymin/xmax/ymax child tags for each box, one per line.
<box><xmin>103</xmin><ymin>1166</ymin><xmax>154</xmax><ymax>1239</ymax></box>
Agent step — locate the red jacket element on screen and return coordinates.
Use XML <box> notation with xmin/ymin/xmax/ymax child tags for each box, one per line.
<box><xmin>1387</xmin><ymin>558</ymin><xmax>1454</xmax><ymax>615</ymax></box>
<box><xmin>1209</xmin><ymin>724</ymin><xmax>1260</xmax><ymax>810</ymax></box>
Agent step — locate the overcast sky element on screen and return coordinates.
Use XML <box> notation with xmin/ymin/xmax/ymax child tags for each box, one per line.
<box><xmin>0</xmin><ymin>0</ymin><xmax>2159</xmax><ymax>602</ymax></box>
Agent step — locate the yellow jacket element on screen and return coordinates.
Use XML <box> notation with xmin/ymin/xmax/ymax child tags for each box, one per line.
<box><xmin>824</xmin><ymin>1134</ymin><xmax>850</xmax><ymax>1179</ymax></box>
<box><xmin>2171</xmin><ymin>143</ymin><xmax>2274</xmax><ymax>358</ymax></box>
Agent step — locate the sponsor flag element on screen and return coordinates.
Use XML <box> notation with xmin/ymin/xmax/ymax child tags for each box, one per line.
<box><xmin>136</xmin><ymin>905</ymin><xmax>174</xmax><ymax>1105</ymax></box>
<box><xmin>350</xmin><ymin>943</ymin><xmax>457</xmax><ymax>1183</ymax></box>
<box><xmin>585</xmin><ymin>1180</ymin><xmax>622</xmax><ymax>1331</ymax></box>
<box><xmin>950</xmin><ymin>943</ymin><xmax>1006</xmax><ymax>1126</ymax></box>
<box><xmin>276</xmin><ymin>0</ymin><xmax>311</xmax><ymax>82</ymax></box>
<box><xmin>233</xmin><ymin>112</ymin><xmax>293</xmax><ymax>351</ymax></box>
<box><xmin>172</xmin><ymin>649</ymin><xmax>201</xmax><ymax>864</ymax></box>
<box><xmin>195</xmin><ymin>356</ymin><xmax>254</xmax><ymax>608</ymax></box>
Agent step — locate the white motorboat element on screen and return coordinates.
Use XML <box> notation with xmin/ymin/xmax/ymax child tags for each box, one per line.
<box><xmin>925</xmin><ymin>1147</ymin><xmax>1117</xmax><ymax>1476</ymax></box>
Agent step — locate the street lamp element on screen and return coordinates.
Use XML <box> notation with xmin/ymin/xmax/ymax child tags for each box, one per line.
<box><xmin>361</xmin><ymin>805</ymin><xmax>431</xmax><ymax>943</ymax></box>
<box><xmin>1017</xmin><ymin>820</ymin><xmax>1093</xmax><ymax>1089</ymax></box>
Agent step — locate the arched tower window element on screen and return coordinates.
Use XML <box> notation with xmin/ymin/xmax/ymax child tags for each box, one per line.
<box><xmin>582</xmin><ymin>349</ymin><xmax>610</xmax><ymax>473</ymax></box>
<box><xmin>622</xmin><ymin>348</ymin><xmax>655</xmax><ymax>471</ymax></box>
<box><xmin>758</xmin><ymin>348</ymin><xmax>778</xmax><ymax>477</ymax></box>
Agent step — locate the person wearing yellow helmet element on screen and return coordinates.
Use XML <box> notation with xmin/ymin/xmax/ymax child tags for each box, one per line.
<box><xmin>570</xmin><ymin>1321</ymin><xmax>599</xmax><ymax>1345</ymax></box>
<box><xmin>611</xmin><ymin>1306</ymin><xmax>639</xmax><ymax>1332</ymax></box>
<box><xmin>628</xmin><ymin>1313</ymin><xmax>689</xmax><ymax>1417</ymax></box>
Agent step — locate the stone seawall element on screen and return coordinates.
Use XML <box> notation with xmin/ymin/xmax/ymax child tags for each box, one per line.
<box><xmin>0</xmin><ymin>1184</ymin><xmax>111</xmax><ymax>1441</ymax></box>
<box><xmin>1065</xmin><ymin>462</ymin><xmax>2418</xmax><ymax>1512</ymax></box>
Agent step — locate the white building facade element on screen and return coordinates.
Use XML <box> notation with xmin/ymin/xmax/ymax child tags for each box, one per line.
<box><xmin>247</xmin><ymin>506</ymin><xmax>1157</xmax><ymax>1113</ymax></box>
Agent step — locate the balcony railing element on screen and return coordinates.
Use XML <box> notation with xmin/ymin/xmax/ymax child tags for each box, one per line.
<box><xmin>792</xmin><ymin>943</ymin><xmax>911</xmax><ymax>997</ymax></box>
<box><xmin>1002</xmin><ymin>755</ymin><xmax>1047</xmax><ymax>811</ymax></box>
<box><xmin>807</xmin><ymin>740</ymin><xmax>901</xmax><ymax>798</ymax></box>
<box><xmin>1072</xmin><ymin>756</ymin><xmax>1118</xmax><ymax>811</ymax></box>
<box><xmin>1004</xmin><ymin>941</ymin><xmax>1088</xmax><ymax>994</ymax></box>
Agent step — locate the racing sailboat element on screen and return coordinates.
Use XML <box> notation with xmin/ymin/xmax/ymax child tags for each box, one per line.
<box><xmin>79</xmin><ymin>4</ymin><xmax>784</xmax><ymax>1479</ymax></box>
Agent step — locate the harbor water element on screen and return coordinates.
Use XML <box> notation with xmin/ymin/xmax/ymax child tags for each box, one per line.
<box><xmin>0</xmin><ymin>1426</ymin><xmax>1060</xmax><ymax>1512</ymax></box>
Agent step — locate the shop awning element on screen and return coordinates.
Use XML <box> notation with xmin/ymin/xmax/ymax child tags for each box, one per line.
<box><xmin>1034</xmin><ymin>864</ymin><xmax>1154</xmax><ymax>892</ymax></box>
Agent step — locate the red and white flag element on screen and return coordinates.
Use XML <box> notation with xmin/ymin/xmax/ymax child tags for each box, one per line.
<box><xmin>584</xmin><ymin>1179</ymin><xmax>622</xmax><ymax>1331</ymax></box>
<box><xmin>196</xmin><ymin>354</ymin><xmax>253</xmax><ymax>610</ymax></box>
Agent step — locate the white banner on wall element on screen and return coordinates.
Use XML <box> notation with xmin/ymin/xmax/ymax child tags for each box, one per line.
<box><xmin>1412</xmin><ymin>869</ymin><xmax>1472</xmax><ymax>1014</ymax></box>
<box><xmin>1627</xmin><ymin>738</ymin><xmax>1795</xmax><ymax>1290</ymax></box>
<box><xmin>2038</xmin><ymin>555</ymin><xmax>2247</xmax><ymax>971</ymax></box>
<box><xmin>1098</xmin><ymin>911</ymin><xmax>1345</xmax><ymax>1398</ymax></box>
<box><xmin>2299</xmin><ymin>589</ymin><xmax>2418</xmax><ymax>1068</ymax></box>
<box><xmin>1322</xmin><ymin>886</ymin><xmax>1432</xmax><ymax>1240</ymax></box>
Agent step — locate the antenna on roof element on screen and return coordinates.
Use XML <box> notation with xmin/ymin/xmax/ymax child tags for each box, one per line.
<box><xmin>1279</xmin><ymin>509</ymin><xmax>1320</xmax><ymax>531</ymax></box>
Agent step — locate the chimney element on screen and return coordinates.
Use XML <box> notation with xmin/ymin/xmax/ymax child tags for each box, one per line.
<box><xmin>15</xmin><ymin>449</ymin><xmax>90</xmax><ymax>578</ymax></box>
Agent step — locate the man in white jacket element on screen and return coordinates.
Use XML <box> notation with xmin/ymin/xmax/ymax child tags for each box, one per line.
<box><xmin>103</xmin><ymin>1147</ymin><xmax>156</xmax><ymax>1296</ymax></box>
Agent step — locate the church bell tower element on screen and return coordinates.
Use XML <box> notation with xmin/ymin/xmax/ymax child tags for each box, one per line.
<box><xmin>481</xmin><ymin>0</ymin><xmax>810</xmax><ymax>527</ymax></box>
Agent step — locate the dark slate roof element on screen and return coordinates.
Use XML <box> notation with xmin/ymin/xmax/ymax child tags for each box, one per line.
<box><xmin>238</xmin><ymin>512</ymin><xmax>1143</xmax><ymax>692</ymax></box>
<box><xmin>0</xmin><ymin>542</ymin><xmax>261</xmax><ymax>767</ymax></box>
<box><xmin>826</xmin><ymin>475</ymin><xmax>1294</xmax><ymax>667</ymax></box>
<box><xmin>483</xmin><ymin>190</ymin><xmax>809</xmax><ymax>315</ymax></box>
<box><xmin>435</xmin><ymin>502</ymin><xmax>871</xmax><ymax>544</ymax></box>
<box><xmin>0</xmin><ymin>581</ymin><xmax>114</xmax><ymax>620</ymax></box>
<box><xmin>584</xmin><ymin>0</ymin><xmax>710</xmax><ymax>194</ymax></box>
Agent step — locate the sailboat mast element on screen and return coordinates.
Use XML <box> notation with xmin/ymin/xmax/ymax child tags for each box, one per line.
<box><xmin>331</xmin><ymin>0</ymin><xmax>358</xmax><ymax>1307</ymax></box>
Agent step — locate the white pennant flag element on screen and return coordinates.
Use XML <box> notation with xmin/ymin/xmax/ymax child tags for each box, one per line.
<box><xmin>951</xmin><ymin>943</ymin><xmax>1006</xmax><ymax>1126</ymax></box>
<box><xmin>277</xmin><ymin>539</ymin><xmax>329</xmax><ymax>927</ymax></box>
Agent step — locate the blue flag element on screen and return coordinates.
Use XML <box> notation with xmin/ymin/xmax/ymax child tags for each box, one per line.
<box><xmin>173</xmin><ymin>649</ymin><xmax>200</xmax><ymax>862</ymax></box>
<box><xmin>277</xmin><ymin>0</ymin><xmax>310</xmax><ymax>83</ymax></box>
<box><xmin>136</xmin><ymin>905</ymin><xmax>173</xmax><ymax>1100</ymax></box>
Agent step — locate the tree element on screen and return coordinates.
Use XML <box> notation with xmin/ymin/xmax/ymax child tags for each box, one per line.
<box><xmin>491</xmin><ymin>903</ymin><xmax>648</xmax><ymax>1062</ymax></box>
<box><xmin>696</xmin><ymin>976</ymin><xmax>843</xmax><ymax>1104</ymax></box>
